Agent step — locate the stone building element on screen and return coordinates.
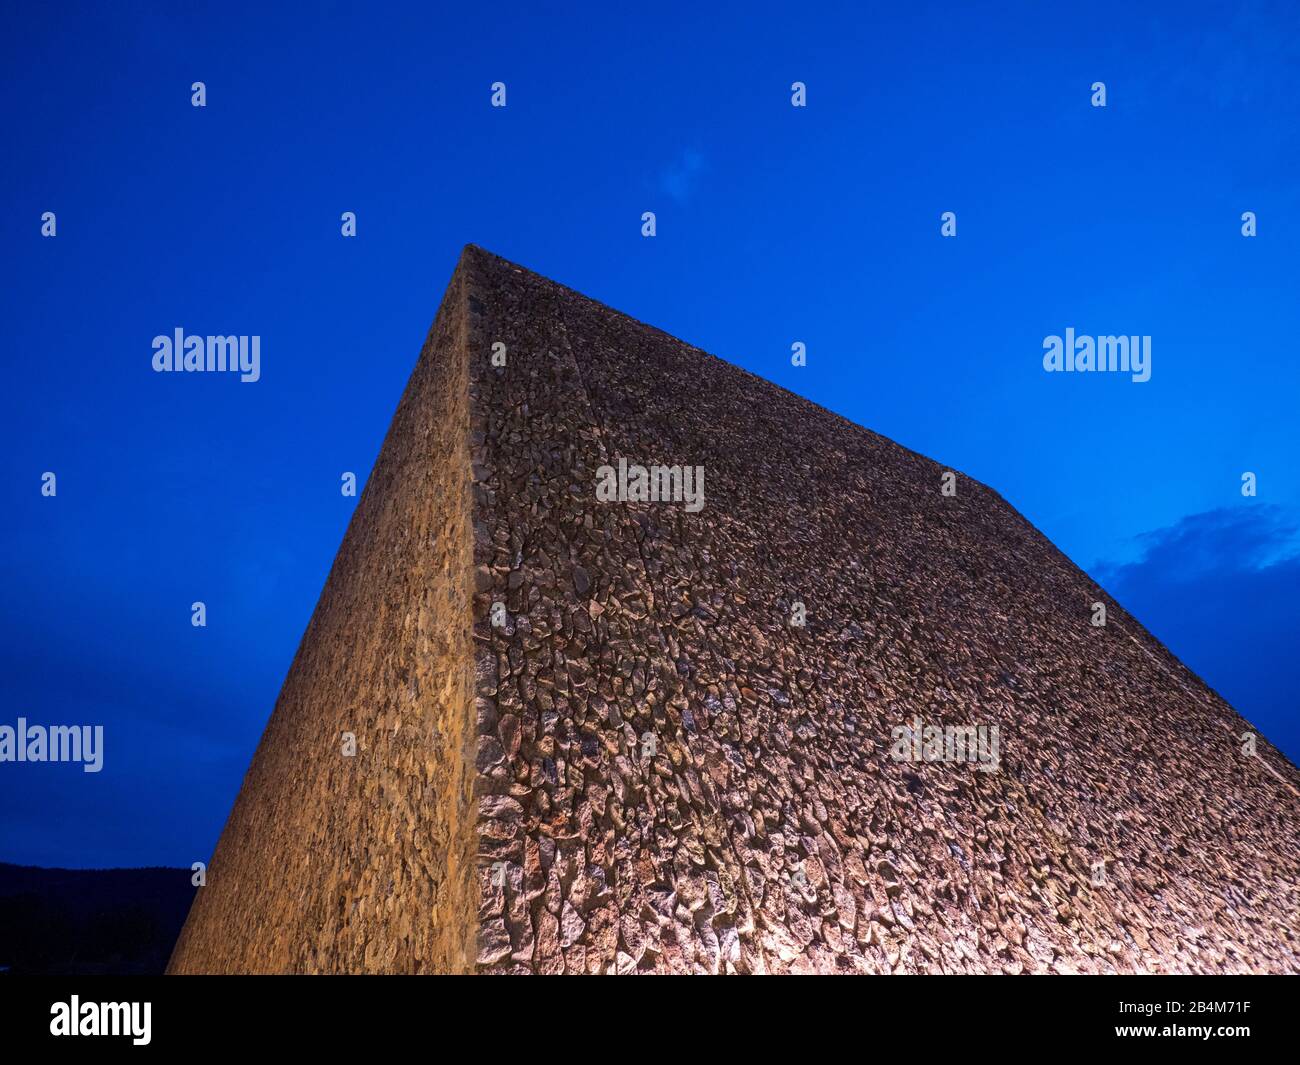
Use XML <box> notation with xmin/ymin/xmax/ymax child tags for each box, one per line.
<box><xmin>169</xmin><ymin>246</ymin><xmax>1300</xmax><ymax>975</ymax></box>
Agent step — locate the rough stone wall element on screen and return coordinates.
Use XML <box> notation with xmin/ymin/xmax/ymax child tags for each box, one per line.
<box><xmin>168</xmin><ymin>256</ymin><xmax>477</xmax><ymax>974</ymax></box>
<box><xmin>463</xmin><ymin>245</ymin><xmax>1300</xmax><ymax>974</ymax></box>
<box><xmin>172</xmin><ymin>245</ymin><xmax>1300</xmax><ymax>975</ymax></box>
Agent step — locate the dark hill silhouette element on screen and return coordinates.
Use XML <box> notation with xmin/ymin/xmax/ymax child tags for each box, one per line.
<box><xmin>0</xmin><ymin>862</ymin><xmax>194</xmax><ymax>975</ymax></box>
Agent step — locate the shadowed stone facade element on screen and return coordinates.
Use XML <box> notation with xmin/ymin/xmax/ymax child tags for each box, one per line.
<box><xmin>170</xmin><ymin>245</ymin><xmax>1300</xmax><ymax>975</ymax></box>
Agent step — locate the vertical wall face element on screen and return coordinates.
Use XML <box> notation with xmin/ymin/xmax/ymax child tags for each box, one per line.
<box><xmin>465</xmin><ymin>252</ymin><xmax>694</xmax><ymax>973</ymax></box>
<box><xmin>465</xmin><ymin>247</ymin><xmax>1300</xmax><ymax>975</ymax></box>
<box><xmin>168</xmin><ymin>258</ymin><xmax>478</xmax><ymax>974</ymax></box>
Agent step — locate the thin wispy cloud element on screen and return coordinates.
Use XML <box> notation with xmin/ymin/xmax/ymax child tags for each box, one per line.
<box><xmin>658</xmin><ymin>148</ymin><xmax>707</xmax><ymax>203</ymax></box>
<box><xmin>1093</xmin><ymin>505</ymin><xmax>1300</xmax><ymax>765</ymax></box>
<box><xmin>1097</xmin><ymin>505</ymin><xmax>1300</xmax><ymax>584</ymax></box>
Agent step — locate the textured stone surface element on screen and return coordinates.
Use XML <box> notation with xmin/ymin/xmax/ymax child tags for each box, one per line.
<box><xmin>168</xmin><ymin>264</ymin><xmax>477</xmax><ymax>974</ymax></box>
<box><xmin>171</xmin><ymin>245</ymin><xmax>1300</xmax><ymax>975</ymax></box>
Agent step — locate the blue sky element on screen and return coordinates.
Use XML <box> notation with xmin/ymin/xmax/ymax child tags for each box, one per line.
<box><xmin>1</xmin><ymin>1</ymin><xmax>1297</xmax><ymax>867</ymax></box>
